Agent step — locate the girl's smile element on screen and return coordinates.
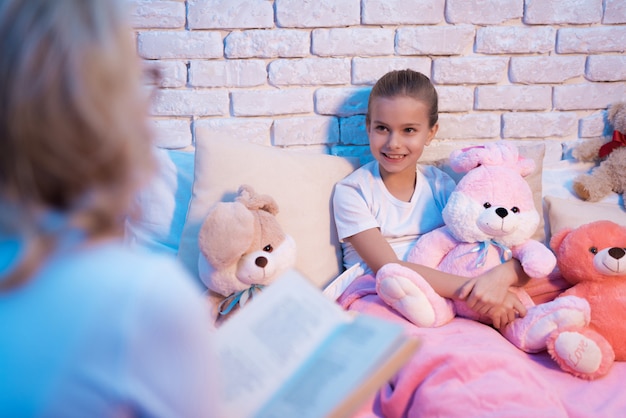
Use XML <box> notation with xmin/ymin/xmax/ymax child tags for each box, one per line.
<box><xmin>367</xmin><ymin>95</ymin><xmax>438</xmax><ymax>184</ymax></box>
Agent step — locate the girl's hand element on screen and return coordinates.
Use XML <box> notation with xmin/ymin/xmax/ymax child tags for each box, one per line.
<box><xmin>458</xmin><ymin>261</ymin><xmax>525</xmax><ymax>314</ymax></box>
<box><xmin>487</xmin><ymin>292</ymin><xmax>526</xmax><ymax>329</ymax></box>
<box><xmin>457</xmin><ymin>267</ymin><xmax>527</xmax><ymax>322</ymax></box>
<box><xmin>457</xmin><ymin>272</ymin><xmax>508</xmax><ymax>315</ymax></box>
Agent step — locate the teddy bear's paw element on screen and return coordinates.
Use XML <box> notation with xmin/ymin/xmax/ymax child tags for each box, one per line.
<box><xmin>503</xmin><ymin>295</ymin><xmax>590</xmax><ymax>352</ymax></box>
<box><xmin>573</xmin><ymin>173</ymin><xmax>613</xmax><ymax>202</ymax></box>
<box><xmin>548</xmin><ymin>327</ymin><xmax>615</xmax><ymax>380</ymax></box>
<box><xmin>376</xmin><ymin>264</ymin><xmax>454</xmax><ymax>327</ymax></box>
<box><xmin>572</xmin><ymin>179</ymin><xmax>592</xmax><ymax>201</ymax></box>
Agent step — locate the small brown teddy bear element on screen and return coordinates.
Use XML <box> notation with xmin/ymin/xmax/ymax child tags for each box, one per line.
<box><xmin>572</xmin><ymin>101</ymin><xmax>626</xmax><ymax>204</ymax></box>
<box><xmin>197</xmin><ymin>184</ymin><xmax>297</xmax><ymax>325</ymax></box>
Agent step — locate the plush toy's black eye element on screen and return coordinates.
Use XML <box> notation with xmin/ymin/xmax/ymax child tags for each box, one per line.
<box><xmin>263</xmin><ymin>244</ymin><xmax>273</xmax><ymax>253</ymax></box>
<box><xmin>589</xmin><ymin>246</ymin><xmax>598</xmax><ymax>254</ymax></box>
<box><xmin>483</xmin><ymin>202</ymin><xmax>491</xmax><ymax>209</ymax></box>
<box><xmin>511</xmin><ymin>207</ymin><xmax>519</xmax><ymax>213</ymax></box>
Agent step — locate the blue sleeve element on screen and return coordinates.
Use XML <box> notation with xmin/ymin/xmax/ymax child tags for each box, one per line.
<box><xmin>123</xmin><ymin>258</ymin><xmax>223</xmax><ymax>417</ymax></box>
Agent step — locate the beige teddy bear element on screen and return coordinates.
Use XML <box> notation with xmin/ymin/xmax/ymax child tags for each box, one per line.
<box><xmin>197</xmin><ymin>184</ymin><xmax>297</xmax><ymax>325</ymax></box>
<box><xmin>572</xmin><ymin>101</ymin><xmax>626</xmax><ymax>204</ymax></box>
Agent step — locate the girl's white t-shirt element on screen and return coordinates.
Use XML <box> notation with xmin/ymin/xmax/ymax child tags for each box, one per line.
<box><xmin>333</xmin><ymin>160</ymin><xmax>456</xmax><ymax>276</ymax></box>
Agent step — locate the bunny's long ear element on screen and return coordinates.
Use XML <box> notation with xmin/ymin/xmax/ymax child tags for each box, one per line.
<box><xmin>198</xmin><ymin>201</ymin><xmax>254</xmax><ymax>270</ymax></box>
<box><xmin>449</xmin><ymin>140</ymin><xmax>535</xmax><ymax>177</ymax></box>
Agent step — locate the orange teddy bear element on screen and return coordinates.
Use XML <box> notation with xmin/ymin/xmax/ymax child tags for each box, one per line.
<box><xmin>546</xmin><ymin>220</ymin><xmax>626</xmax><ymax>379</ymax></box>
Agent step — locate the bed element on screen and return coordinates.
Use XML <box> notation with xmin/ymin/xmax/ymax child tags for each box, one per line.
<box><xmin>338</xmin><ymin>276</ymin><xmax>626</xmax><ymax>417</ymax></box>
<box><xmin>125</xmin><ymin>132</ymin><xmax>626</xmax><ymax>417</ymax></box>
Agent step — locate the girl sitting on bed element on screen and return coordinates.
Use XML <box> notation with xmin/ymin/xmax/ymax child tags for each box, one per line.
<box><xmin>333</xmin><ymin>69</ymin><xmax>528</xmax><ymax>329</ymax></box>
<box><xmin>0</xmin><ymin>0</ymin><xmax>221</xmax><ymax>416</ymax></box>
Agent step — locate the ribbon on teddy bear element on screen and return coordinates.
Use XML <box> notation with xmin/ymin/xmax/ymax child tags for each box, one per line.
<box><xmin>598</xmin><ymin>130</ymin><xmax>626</xmax><ymax>158</ymax></box>
<box><xmin>466</xmin><ymin>240</ymin><xmax>512</xmax><ymax>268</ymax></box>
<box><xmin>218</xmin><ymin>284</ymin><xmax>266</xmax><ymax>315</ymax></box>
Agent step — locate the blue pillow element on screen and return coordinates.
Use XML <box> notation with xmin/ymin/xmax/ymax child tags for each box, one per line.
<box><xmin>124</xmin><ymin>148</ymin><xmax>195</xmax><ymax>255</ymax></box>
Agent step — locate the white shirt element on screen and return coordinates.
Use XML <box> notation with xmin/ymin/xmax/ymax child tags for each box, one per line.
<box><xmin>0</xmin><ymin>235</ymin><xmax>221</xmax><ymax>418</ymax></box>
<box><xmin>333</xmin><ymin>160</ymin><xmax>456</xmax><ymax>276</ymax></box>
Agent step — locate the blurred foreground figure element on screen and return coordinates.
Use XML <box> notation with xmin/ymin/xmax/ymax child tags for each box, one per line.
<box><xmin>0</xmin><ymin>1</ymin><xmax>221</xmax><ymax>416</ymax></box>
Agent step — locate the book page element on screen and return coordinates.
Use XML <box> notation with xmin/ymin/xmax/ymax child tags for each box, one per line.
<box><xmin>255</xmin><ymin>314</ymin><xmax>409</xmax><ymax>418</ymax></box>
<box><xmin>215</xmin><ymin>269</ymin><xmax>351</xmax><ymax>418</ymax></box>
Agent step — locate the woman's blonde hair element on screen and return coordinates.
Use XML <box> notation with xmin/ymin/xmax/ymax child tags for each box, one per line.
<box><xmin>0</xmin><ymin>0</ymin><xmax>156</xmax><ymax>288</ymax></box>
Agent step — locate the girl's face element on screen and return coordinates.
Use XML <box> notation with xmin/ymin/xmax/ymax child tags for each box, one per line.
<box><xmin>367</xmin><ymin>95</ymin><xmax>438</xmax><ymax>180</ymax></box>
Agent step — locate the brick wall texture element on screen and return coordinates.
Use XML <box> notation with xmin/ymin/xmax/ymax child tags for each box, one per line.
<box><xmin>131</xmin><ymin>0</ymin><xmax>626</xmax><ymax>160</ymax></box>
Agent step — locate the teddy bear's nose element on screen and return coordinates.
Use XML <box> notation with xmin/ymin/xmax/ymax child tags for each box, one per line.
<box><xmin>609</xmin><ymin>247</ymin><xmax>625</xmax><ymax>260</ymax></box>
<box><xmin>495</xmin><ymin>207</ymin><xmax>508</xmax><ymax>218</ymax></box>
<box><xmin>255</xmin><ymin>256</ymin><xmax>268</xmax><ymax>268</ymax></box>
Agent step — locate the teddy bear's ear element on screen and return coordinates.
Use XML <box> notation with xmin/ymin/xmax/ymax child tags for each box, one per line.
<box><xmin>549</xmin><ymin>227</ymin><xmax>573</xmax><ymax>253</ymax></box>
<box><xmin>236</xmin><ymin>184</ymin><xmax>279</xmax><ymax>215</ymax></box>
<box><xmin>198</xmin><ymin>201</ymin><xmax>255</xmax><ymax>270</ymax></box>
<box><xmin>608</xmin><ymin>101</ymin><xmax>626</xmax><ymax>133</ymax></box>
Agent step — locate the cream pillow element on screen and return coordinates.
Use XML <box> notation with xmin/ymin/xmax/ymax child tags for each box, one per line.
<box><xmin>177</xmin><ymin>130</ymin><xmax>359</xmax><ymax>289</ymax></box>
<box><xmin>544</xmin><ymin>195</ymin><xmax>626</xmax><ymax>243</ymax></box>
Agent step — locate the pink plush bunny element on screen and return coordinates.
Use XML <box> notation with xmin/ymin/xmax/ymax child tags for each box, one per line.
<box><xmin>376</xmin><ymin>141</ymin><xmax>593</xmax><ymax>379</ymax></box>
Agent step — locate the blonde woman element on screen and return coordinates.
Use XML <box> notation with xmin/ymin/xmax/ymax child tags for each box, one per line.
<box><xmin>0</xmin><ymin>0</ymin><xmax>220</xmax><ymax>416</ymax></box>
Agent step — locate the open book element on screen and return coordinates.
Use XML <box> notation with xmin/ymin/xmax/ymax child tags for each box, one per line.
<box><xmin>215</xmin><ymin>269</ymin><xmax>420</xmax><ymax>418</ymax></box>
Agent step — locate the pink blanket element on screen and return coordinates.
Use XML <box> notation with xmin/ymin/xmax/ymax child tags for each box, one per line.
<box><xmin>339</xmin><ymin>275</ymin><xmax>626</xmax><ymax>418</ymax></box>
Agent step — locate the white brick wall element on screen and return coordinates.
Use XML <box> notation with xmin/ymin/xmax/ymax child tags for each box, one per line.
<box><xmin>131</xmin><ymin>0</ymin><xmax>626</xmax><ymax>161</ymax></box>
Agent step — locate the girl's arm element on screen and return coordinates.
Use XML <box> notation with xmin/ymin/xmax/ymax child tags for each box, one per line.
<box><xmin>347</xmin><ymin>227</ymin><xmax>473</xmax><ymax>299</ymax></box>
<box><xmin>347</xmin><ymin>227</ymin><xmax>528</xmax><ymax>325</ymax></box>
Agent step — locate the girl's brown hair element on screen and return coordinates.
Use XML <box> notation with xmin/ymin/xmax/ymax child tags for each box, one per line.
<box><xmin>366</xmin><ymin>69</ymin><xmax>439</xmax><ymax>128</ymax></box>
<box><xmin>0</xmin><ymin>0</ymin><xmax>156</xmax><ymax>288</ymax></box>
